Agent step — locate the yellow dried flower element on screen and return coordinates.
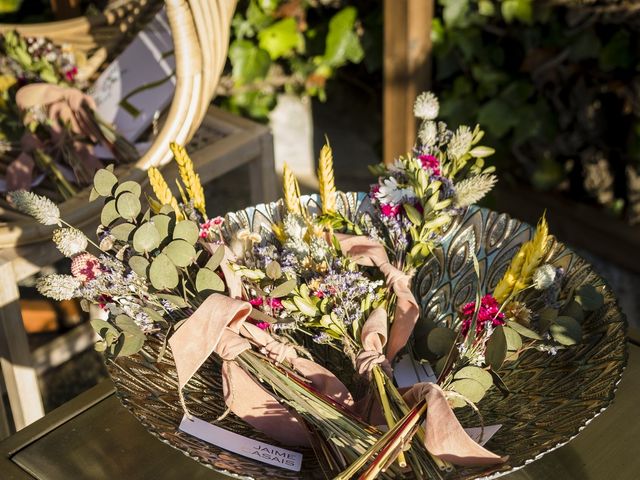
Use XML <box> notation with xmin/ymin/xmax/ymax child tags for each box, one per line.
<box><xmin>494</xmin><ymin>215</ymin><xmax>550</xmax><ymax>303</ymax></box>
<box><xmin>148</xmin><ymin>167</ymin><xmax>183</xmax><ymax>220</ymax></box>
<box><xmin>282</xmin><ymin>163</ymin><xmax>302</xmax><ymax>215</ymax></box>
<box><xmin>317</xmin><ymin>141</ymin><xmax>336</xmax><ymax>214</ymax></box>
<box><xmin>170</xmin><ymin>142</ymin><xmax>206</xmax><ymax>218</ymax></box>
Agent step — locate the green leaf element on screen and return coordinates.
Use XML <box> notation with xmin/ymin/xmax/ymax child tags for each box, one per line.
<box><xmin>100</xmin><ymin>199</ymin><xmax>120</xmax><ymax>226</ymax></box>
<box><xmin>266</xmin><ymin>261</ymin><xmax>282</xmax><ymax>280</ymax></box>
<box><xmin>173</xmin><ymin>220</ymin><xmax>199</xmax><ymax>244</ymax></box>
<box><xmin>228</xmin><ymin>40</ymin><xmax>271</xmax><ymax>85</ymax></box>
<box><xmin>403</xmin><ymin>203</ymin><xmax>422</xmax><ymax>225</ymax></box>
<box><xmin>550</xmin><ymin>316</ymin><xmax>582</xmax><ymax>346</ymax></box>
<box><xmin>110</xmin><ymin>223</ymin><xmax>136</xmax><ymax>242</ymax></box>
<box><xmin>508</xmin><ymin>321</ymin><xmax>542</xmax><ymax>340</ymax></box>
<box><xmin>503</xmin><ymin>326</ymin><xmax>522</xmax><ymax>351</ymax></box>
<box><xmin>501</xmin><ymin>0</ymin><xmax>533</xmax><ymax>24</ymax></box>
<box><xmin>112</xmin><ymin>330</ymin><xmax>145</xmax><ymax>357</ymax></box>
<box><xmin>443</xmin><ymin>0</ymin><xmax>470</xmax><ymax>27</ymax></box>
<box><xmin>90</xmin><ymin>319</ymin><xmax>118</xmax><ymax>340</ymax></box>
<box><xmin>129</xmin><ymin>255</ymin><xmax>149</xmax><ymax>277</ymax></box>
<box><xmin>271</xmin><ymin>278</ymin><xmax>297</xmax><ymax>298</ymax></box>
<box><xmin>142</xmin><ymin>307</ymin><xmax>166</xmax><ymax>325</ymax></box>
<box><xmin>454</xmin><ymin>365</ymin><xmax>493</xmax><ymax>389</ymax></box>
<box><xmin>115</xmin><ymin>315</ymin><xmax>143</xmax><ymax>335</ymax></box>
<box><xmin>156</xmin><ymin>294</ymin><xmax>188</xmax><ymax>309</ymax></box>
<box><xmin>449</xmin><ymin>378</ymin><xmax>487</xmax><ymax>403</ymax></box>
<box><xmin>149</xmin><ymin>253</ymin><xmax>179</xmax><ymax>290</ymax></box>
<box><xmin>477</xmin><ymin>99</ymin><xmax>518</xmax><ymax>138</ymax></box>
<box><xmin>469</xmin><ymin>146</ymin><xmax>495</xmax><ymax>158</ymax></box>
<box><xmin>206</xmin><ymin>245</ymin><xmax>226</xmax><ymax>271</ymax></box>
<box><xmin>323</xmin><ymin>7</ymin><xmax>364</xmax><ymax>67</ymax></box>
<box><xmin>560</xmin><ymin>300</ymin><xmax>584</xmax><ymax>323</ymax></box>
<box><xmin>258</xmin><ymin>18</ymin><xmax>301</xmax><ymax>60</ymax></box>
<box><xmin>116</xmin><ymin>192</ymin><xmax>141</xmax><ymax>221</ymax></box>
<box><xmin>93</xmin><ymin>169</ymin><xmax>118</xmax><ymax>196</ymax></box>
<box><xmin>293</xmin><ymin>296</ymin><xmax>318</xmax><ymax>317</ymax></box>
<box><xmin>151</xmin><ymin>214</ymin><xmax>173</xmax><ymax>239</ymax></box>
<box><xmin>195</xmin><ymin>268</ymin><xmax>225</xmax><ymax>293</ymax></box>
<box><xmin>164</xmin><ymin>240</ymin><xmax>197</xmax><ymax>267</ymax></box>
<box><xmin>89</xmin><ymin>187</ymin><xmax>100</xmax><ymax>202</ymax></box>
<box><xmin>114</xmin><ymin>181</ymin><xmax>142</xmax><ymax>198</ymax></box>
<box><xmin>133</xmin><ymin>222</ymin><xmax>161</xmax><ymax>253</ymax></box>
<box><xmin>575</xmin><ymin>285</ymin><xmax>604</xmax><ymax>311</ymax></box>
<box><xmin>249</xmin><ymin>308</ymin><xmax>278</xmax><ymax>324</ymax></box>
<box><xmin>486</xmin><ymin>326</ymin><xmax>507</xmax><ymax>370</ymax></box>
<box><xmin>427</xmin><ymin>327</ymin><xmax>456</xmax><ymax>357</ymax></box>
<box><xmin>539</xmin><ymin>307</ymin><xmax>559</xmax><ymax>332</ymax></box>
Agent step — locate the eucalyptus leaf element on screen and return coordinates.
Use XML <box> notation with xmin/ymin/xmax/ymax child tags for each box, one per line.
<box><xmin>550</xmin><ymin>316</ymin><xmax>582</xmax><ymax>346</ymax></box>
<box><xmin>94</xmin><ymin>340</ymin><xmax>107</xmax><ymax>352</ymax></box>
<box><xmin>539</xmin><ymin>307</ymin><xmax>559</xmax><ymax>331</ymax></box>
<box><xmin>249</xmin><ymin>308</ymin><xmax>278</xmax><ymax>324</ymax></box>
<box><xmin>174</xmin><ymin>220</ymin><xmax>199</xmax><ymax>244</ymax></box>
<box><xmin>142</xmin><ymin>307</ymin><xmax>167</xmax><ymax>325</ymax></box>
<box><xmin>486</xmin><ymin>325</ymin><xmax>507</xmax><ymax>370</ymax></box>
<box><xmin>90</xmin><ymin>319</ymin><xmax>118</xmax><ymax>340</ymax></box>
<box><xmin>100</xmin><ymin>199</ymin><xmax>120</xmax><ymax>226</ymax></box>
<box><xmin>129</xmin><ymin>255</ymin><xmax>149</xmax><ymax>277</ymax></box>
<box><xmin>575</xmin><ymin>285</ymin><xmax>604</xmax><ymax>311</ymax></box>
<box><xmin>293</xmin><ymin>296</ymin><xmax>318</xmax><ymax>317</ymax></box>
<box><xmin>160</xmin><ymin>204</ymin><xmax>176</xmax><ymax>215</ymax></box>
<box><xmin>156</xmin><ymin>293</ymin><xmax>188</xmax><ymax>309</ymax></box>
<box><xmin>89</xmin><ymin>187</ymin><xmax>100</xmax><ymax>202</ymax></box>
<box><xmin>560</xmin><ymin>300</ymin><xmax>584</xmax><ymax>323</ymax></box>
<box><xmin>196</xmin><ymin>268</ymin><xmax>225</xmax><ymax>293</ymax></box>
<box><xmin>114</xmin><ymin>181</ymin><xmax>142</xmax><ymax>198</ymax></box>
<box><xmin>133</xmin><ymin>222</ymin><xmax>161</xmax><ymax>253</ymax></box>
<box><xmin>508</xmin><ymin>320</ymin><xmax>542</xmax><ymax>340</ymax></box>
<box><xmin>149</xmin><ymin>253</ymin><xmax>179</xmax><ymax>290</ymax></box>
<box><xmin>450</xmin><ymin>377</ymin><xmax>487</xmax><ymax>403</ymax></box>
<box><xmin>112</xmin><ymin>331</ymin><xmax>145</xmax><ymax>357</ymax></box>
<box><xmin>151</xmin><ymin>214</ymin><xmax>172</xmax><ymax>239</ymax></box>
<box><xmin>271</xmin><ymin>278</ymin><xmax>297</xmax><ymax>298</ymax></box>
<box><xmin>206</xmin><ymin>245</ymin><xmax>226</xmax><ymax>271</ymax></box>
<box><xmin>454</xmin><ymin>365</ymin><xmax>493</xmax><ymax>389</ymax></box>
<box><xmin>164</xmin><ymin>240</ymin><xmax>197</xmax><ymax>267</ymax></box>
<box><xmin>93</xmin><ymin>169</ymin><xmax>118</xmax><ymax>196</ymax></box>
<box><xmin>266</xmin><ymin>261</ymin><xmax>282</xmax><ymax>280</ymax></box>
<box><xmin>427</xmin><ymin>327</ymin><xmax>456</xmax><ymax>357</ymax></box>
<box><xmin>110</xmin><ymin>223</ymin><xmax>136</xmax><ymax>242</ymax></box>
<box><xmin>115</xmin><ymin>315</ymin><xmax>143</xmax><ymax>335</ymax></box>
<box><xmin>116</xmin><ymin>192</ymin><xmax>141</xmax><ymax>221</ymax></box>
<box><xmin>503</xmin><ymin>326</ymin><xmax>522</xmax><ymax>351</ymax></box>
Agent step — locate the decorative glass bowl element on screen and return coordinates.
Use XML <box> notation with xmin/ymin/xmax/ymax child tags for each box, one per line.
<box><xmin>108</xmin><ymin>193</ymin><xmax>627</xmax><ymax>479</ymax></box>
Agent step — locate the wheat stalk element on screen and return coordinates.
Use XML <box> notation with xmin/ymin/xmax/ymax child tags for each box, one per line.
<box><xmin>148</xmin><ymin>167</ymin><xmax>183</xmax><ymax>220</ymax></box>
<box><xmin>282</xmin><ymin>163</ymin><xmax>302</xmax><ymax>215</ymax></box>
<box><xmin>170</xmin><ymin>142</ymin><xmax>206</xmax><ymax>218</ymax></box>
<box><xmin>318</xmin><ymin>141</ymin><xmax>336</xmax><ymax>214</ymax></box>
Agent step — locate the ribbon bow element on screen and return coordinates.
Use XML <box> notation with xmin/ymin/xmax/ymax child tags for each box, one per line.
<box><xmin>335</xmin><ymin>233</ymin><xmax>419</xmax><ymax>362</ymax></box>
<box><xmin>355</xmin><ymin>307</ymin><xmax>391</xmax><ymax>377</ymax></box>
<box><xmin>403</xmin><ymin>382</ymin><xmax>508</xmax><ymax>466</ymax></box>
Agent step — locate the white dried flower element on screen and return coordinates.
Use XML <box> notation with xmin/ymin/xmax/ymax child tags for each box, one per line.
<box><xmin>448</xmin><ymin>125</ymin><xmax>473</xmax><ymax>160</ymax></box>
<box><xmin>377</xmin><ymin>177</ymin><xmax>416</xmax><ymax>206</ymax></box>
<box><xmin>413</xmin><ymin>92</ymin><xmax>439</xmax><ymax>120</ymax></box>
<box><xmin>8</xmin><ymin>190</ymin><xmax>60</xmax><ymax>225</ymax></box>
<box><xmin>454</xmin><ymin>174</ymin><xmax>497</xmax><ymax>207</ymax></box>
<box><xmin>533</xmin><ymin>264</ymin><xmax>557</xmax><ymax>290</ymax></box>
<box><xmin>53</xmin><ymin>228</ymin><xmax>88</xmax><ymax>257</ymax></box>
<box><xmin>36</xmin><ymin>274</ymin><xmax>81</xmax><ymax>301</ymax></box>
<box><xmin>418</xmin><ymin>120</ymin><xmax>438</xmax><ymax>146</ymax></box>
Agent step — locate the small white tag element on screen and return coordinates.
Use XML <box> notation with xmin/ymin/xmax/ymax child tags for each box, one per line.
<box><xmin>393</xmin><ymin>354</ymin><xmax>438</xmax><ymax>388</ymax></box>
<box><xmin>179</xmin><ymin>415</ymin><xmax>303</xmax><ymax>472</ymax></box>
<box><xmin>464</xmin><ymin>424</ymin><xmax>502</xmax><ymax>446</ymax></box>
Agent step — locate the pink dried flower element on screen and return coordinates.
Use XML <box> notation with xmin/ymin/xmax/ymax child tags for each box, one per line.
<box><xmin>460</xmin><ymin>294</ymin><xmax>505</xmax><ymax>336</ymax></box>
<box><xmin>249</xmin><ymin>297</ymin><xmax>264</xmax><ymax>307</ymax></box>
<box><xmin>267</xmin><ymin>298</ymin><xmax>283</xmax><ymax>310</ymax></box>
<box><xmin>419</xmin><ymin>154</ymin><xmax>441</xmax><ymax>175</ymax></box>
<box><xmin>199</xmin><ymin>216</ymin><xmax>225</xmax><ymax>239</ymax></box>
<box><xmin>71</xmin><ymin>253</ymin><xmax>103</xmax><ymax>283</ymax></box>
<box><xmin>380</xmin><ymin>203</ymin><xmax>401</xmax><ymax>218</ymax></box>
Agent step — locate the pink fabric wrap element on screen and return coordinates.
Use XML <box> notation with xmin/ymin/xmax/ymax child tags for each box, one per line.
<box><xmin>336</xmin><ymin>233</ymin><xmax>419</xmax><ymax>361</ymax></box>
<box><xmin>355</xmin><ymin>307</ymin><xmax>391</xmax><ymax>377</ymax></box>
<box><xmin>403</xmin><ymin>382</ymin><xmax>508</xmax><ymax>467</ymax></box>
<box><xmin>168</xmin><ymin>291</ymin><xmax>354</xmax><ymax>447</ymax></box>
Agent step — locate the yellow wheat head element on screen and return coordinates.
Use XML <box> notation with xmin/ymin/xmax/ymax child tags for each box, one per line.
<box><xmin>282</xmin><ymin>163</ymin><xmax>302</xmax><ymax>215</ymax></box>
<box><xmin>148</xmin><ymin>167</ymin><xmax>183</xmax><ymax>220</ymax></box>
<box><xmin>494</xmin><ymin>215</ymin><xmax>550</xmax><ymax>303</ymax></box>
<box><xmin>170</xmin><ymin>142</ymin><xmax>206</xmax><ymax>218</ymax></box>
<box><xmin>318</xmin><ymin>141</ymin><xmax>336</xmax><ymax>214</ymax></box>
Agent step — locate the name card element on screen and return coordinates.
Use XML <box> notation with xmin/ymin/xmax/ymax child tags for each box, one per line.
<box><xmin>393</xmin><ymin>353</ymin><xmax>438</xmax><ymax>388</ymax></box>
<box><xmin>179</xmin><ymin>415</ymin><xmax>303</xmax><ymax>472</ymax></box>
<box><xmin>90</xmin><ymin>9</ymin><xmax>175</xmax><ymax>142</ymax></box>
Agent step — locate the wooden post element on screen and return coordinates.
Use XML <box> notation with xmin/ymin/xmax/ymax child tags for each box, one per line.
<box><xmin>383</xmin><ymin>0</ymin><xmax>434</xmax><ymax>165</ymax></box>
<box><xmin>0</xmin><ymin>257</ymin><xmax>44</xmax><ymax>434</ymax></box>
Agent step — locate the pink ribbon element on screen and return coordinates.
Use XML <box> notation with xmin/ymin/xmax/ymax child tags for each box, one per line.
<box><xmin>355</xmin><ymin>307</ymin><xmax>391</xmax><ymax>377</ymax></box>
<box><xmin>168</xmin><ymin>288</ymin><xmax>354</xmax><ymax>447</ymax></box>
<box><xmin>403</xmin><ymin>383</ymin><xmax>508</xmax><ymax>467</ymax></box>
<box><xmin>335</xmin><ymin>233</ymin><xmax>419</xmax><ymax>362</ymax></box>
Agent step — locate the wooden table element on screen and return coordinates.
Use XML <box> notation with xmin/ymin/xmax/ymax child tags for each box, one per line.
<box><xmin>1</xmin><ymin>338</ymin><xmax>637</xmax><ymax>479</ymax></box>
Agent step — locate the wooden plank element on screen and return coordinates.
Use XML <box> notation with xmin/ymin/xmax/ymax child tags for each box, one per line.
<box><xmin>0</xmin><ymin>259</ymin><xmax>44</xmax><ymax>431</ymax></box>
<box><xmin>31</xmin><ymin>323</ymin><xmax>97</xmax><ymax>376</ymax></box>
<box><xmin>383</xmin><ymin>0</ymin><xmax>434</xmax><ymax>164</ymax></box>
